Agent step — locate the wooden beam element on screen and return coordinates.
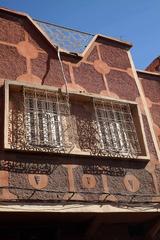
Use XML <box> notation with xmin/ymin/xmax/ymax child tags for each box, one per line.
<box><xmin>85</xmin><ymin>216</ymin><xmax>102</xmax><ymax>240</ymax></box>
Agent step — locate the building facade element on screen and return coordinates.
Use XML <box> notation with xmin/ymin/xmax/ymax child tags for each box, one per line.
<box><xmin>0</xmin><ymin>7</ymin><xmax>160</xmax><ymax>240</ymax></box>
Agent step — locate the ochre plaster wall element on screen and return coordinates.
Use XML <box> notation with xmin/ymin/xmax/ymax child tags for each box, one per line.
<box><xmin>0</xmin><ymin>10</ymin><xmax>159</xmax><ymax>203</ymax></box>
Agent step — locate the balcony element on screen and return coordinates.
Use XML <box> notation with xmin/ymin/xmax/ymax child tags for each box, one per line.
<box><xmin>4</xmin><ymin>80</ymin><xmax>149</xmax><ymax>161</ymax></box>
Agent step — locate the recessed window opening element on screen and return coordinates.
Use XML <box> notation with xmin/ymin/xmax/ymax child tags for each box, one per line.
<box><xmin>94</xmin><ymin>99</ymin><xmax>141</xmax><ymax>158</ymax></box>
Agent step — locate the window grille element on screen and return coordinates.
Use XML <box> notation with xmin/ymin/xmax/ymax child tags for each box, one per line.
<box><xmin>93</xmin><ymin>99</ymin><xmax>141</xmax><ymax>158</ymax></box>
<box><xmin>8</xmin><ymin>87</ymin><xmax>73</xmax><ymax>153</ymax></box>
<box><xmin>23</xmin><ymin>88</ymin><xmax>73</xmax><ymax>152</ymax></box>
<box><xmin>24</xmin><ymin>89</ymin><xmax>62</xmax><ymax>147</ymax></box>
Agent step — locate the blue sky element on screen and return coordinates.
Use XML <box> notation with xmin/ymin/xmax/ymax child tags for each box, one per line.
<box><xmin>0</xmin><ymin>0</ymin><xmax>159</xmax><ymax>69</ymax></box>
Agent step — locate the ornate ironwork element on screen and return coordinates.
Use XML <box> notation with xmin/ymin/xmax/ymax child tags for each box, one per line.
<box><xmin>8</xmin><ymin>92</ymin><xmax>25</xmax><ymax>150</ymax></box>
<box><xmin>74</xmin><ymin>98</ymin><xmax>141</xmax><ymax>158</ymax></box>
<box><xmin>8</xmin><ymin>86</ymin><xmax>141</xmax><ymax>158</ymax></box>
<box><xmin>8</xmin><ymin>87</ymin><xmax>74</xmax><ymax>153</ymax></box>
<box><xmin>35</xmin><ymin>20</ymin><xmax>94</xmax><ymax>53</ymax></box>
<box><xmin>83</xmin><ymin>165</ymin><xmax>126</xmax><ymax>177</ymax></box>
<box><xmin>0</xmin><ymin>159</ymin><xmax>57</xmax><ymax>174</ymax></box>
<box><xmin>76</xmin><ymin>116</ymin><xmax>101</xmax><ymax>153</ymax></box>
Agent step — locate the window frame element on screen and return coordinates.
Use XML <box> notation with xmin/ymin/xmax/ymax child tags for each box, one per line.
<box><xmin>4</xmin><ymin>80</ymin><xmax>150</xmax><ymax>161</ymax></box>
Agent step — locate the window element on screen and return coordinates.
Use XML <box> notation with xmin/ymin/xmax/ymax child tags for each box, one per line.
<box><xmin>6</xmin><ymin>81</ymin><xmax>148</xmax><ymax>159</ymax></box>
<box><xmin>93</xmin><ymin>99</ymin><xmax>142</xmax><ymax>158</ymax></box>
<box><xmin>24</xmin><ymin>89</ymin><xmax>62</xmax><ymax>147</ymax></box>
<box><xmin>7</xmin><ymin>84</ymin><xmax>73</xmax><ymax>153</ymax></box>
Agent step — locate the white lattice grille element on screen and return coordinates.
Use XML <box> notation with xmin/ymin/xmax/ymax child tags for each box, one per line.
<box><xmin>24</xmin><ymin>90</ymin><xmax>61</xmax><ymax>147</ymax></box>
<box><xmin>94</xmin><ymin>99</ymin><xmax>141</xmax><ymax>158</ymax></box>
<box><xmin>23</xmin><ymin>88</ymin><xmax>73</xmax><ymax>152</ymax></box>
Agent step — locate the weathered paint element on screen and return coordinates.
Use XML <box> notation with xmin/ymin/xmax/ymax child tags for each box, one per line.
<box><xmin>0</xmin><ymin>9</ymin><xmax>159</xmax><ymax>205</ymax></box>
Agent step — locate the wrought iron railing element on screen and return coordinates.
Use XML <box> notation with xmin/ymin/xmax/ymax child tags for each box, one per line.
<box><xmin>8</xmin><ymin>87</ymin><xmax>141</xmax><ymax>158</ymax></box>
